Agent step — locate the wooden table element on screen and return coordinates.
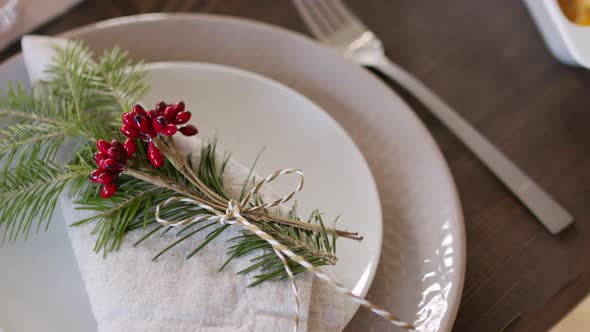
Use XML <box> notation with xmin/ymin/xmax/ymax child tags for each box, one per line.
<box><xmin>1</xmin><ymin>1</ymin><xmax>588</xmax><ymax>331</ymax></box>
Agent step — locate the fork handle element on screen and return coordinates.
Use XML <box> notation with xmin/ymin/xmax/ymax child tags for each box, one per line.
<box><xmin>372</xmin><ymin>57</ymin><xmax>573</xmax><ymax>234</ymax></box>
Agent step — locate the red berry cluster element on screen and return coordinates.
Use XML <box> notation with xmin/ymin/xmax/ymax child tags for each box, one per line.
<box><xmin>120</xmin><ymin>101</ymin><xmax>198</xmax><ymax>167</ymax></box>
<box><xmin>90</xmin><ymin>138</ymin><xmax>136</xmax><ymax>198</ymax></box>
<box><xmin>89</xmin><ymin>101</ymin><xmax>199</xmax><ymax>199</ymax></box>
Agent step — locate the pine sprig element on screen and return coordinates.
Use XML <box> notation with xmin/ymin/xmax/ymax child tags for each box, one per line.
<box><xmin>224</xmin><ymin>209</ymin><xmax>339</xmax><ymax>287</ymax></box>
<box><xmin>43</xmin><ymin>41</ymin><xmax>95</xmax><ymax>115</ymax></box>
<box><xmin>0</xmin><ymin>40</ymin><xmax>346</xmax><ymax>288</ymax></box>
<box><xmin>0</xmin><ymin>83</ymin><xmax>69</xmax><ymax>126</ymax></box>
<box><xmin>42</xmin><ymin>41</ymin><xmax>146</xmax><ymax>140</ymax></box>
<box><xmin>0</xmin><ymin>40</ymin><xmax>148</xmax><ymax>243</ymax></box>
<box><xmin>0</xmin><ymin>162</ymin><xmax>89</xmax><ymax>243</ymax></box>
<box><xmin>73</xmin><ymin>177</ymin><xmax>168</xmax><ymax>253</ymax></box>
<box><xmin>93</xmin><ymin>47</ymin><xmax>148</xmax><ymax>112</ymax></box>
<box><xmin>0</xmin><ymin>122</ymin><xmax>65</xmax><ymax>170</ymax></box>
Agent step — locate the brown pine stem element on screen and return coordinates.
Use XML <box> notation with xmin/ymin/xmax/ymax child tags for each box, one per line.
<box><xmin>156</xmin><ymin>138</ymin><xmax>228</xmax><ymax>206</ymax></box>
<box><xmin>0</xmin><ymin>109</ymin><xmax>65</xmax><ymax>126</ymax></box>
<box><xmin>123</xmin><ymin>167</ymin><xmax>362</xmax><ymax>241</ymax></box>
<box><xmin>266</xmin><ymin>228</ymin><xmax>339</xmax><ymax>264</ymax></box>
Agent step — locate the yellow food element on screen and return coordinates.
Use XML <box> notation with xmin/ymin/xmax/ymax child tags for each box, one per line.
<box><xmin>558</xmin><ymin>0</ymin><xmax>590</xmax><ymax>25</ymax></box>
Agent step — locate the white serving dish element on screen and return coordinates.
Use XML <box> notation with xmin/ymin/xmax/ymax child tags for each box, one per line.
<box><xmin>524</xmin><ymin>0</ymin><xmax>590</xmax><ymax>68</ymax></box>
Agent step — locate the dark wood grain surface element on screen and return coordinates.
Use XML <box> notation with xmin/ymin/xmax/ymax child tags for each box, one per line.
<box><xmin>1</xmin><ymin>1</ymin><xmax>589</xmax><ymax>331</ymax></box>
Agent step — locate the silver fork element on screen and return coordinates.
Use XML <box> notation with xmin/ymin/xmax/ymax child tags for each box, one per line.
<box><xmin>293</xmin><ymin>0</ymin><xmax>573</xmax><ymax>234</ymax></box>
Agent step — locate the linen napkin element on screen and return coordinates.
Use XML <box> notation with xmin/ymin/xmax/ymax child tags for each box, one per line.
<box><xmin>21</xmin><ymin>35</ymin><xmax>344</xmax><ymax>332</ymax></box>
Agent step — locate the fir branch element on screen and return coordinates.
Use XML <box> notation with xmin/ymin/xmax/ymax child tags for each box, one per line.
<box><xmin>0</xmin><ymin>40</ymin><xmax>148</xmax><ymax>244</ymax></box>
<box><xmin>0</xmin><ymin>109</ymin><xmax>66</xmax><ymax>127</ymax></box>
<box><xmin>0</xmin><ymin>94</ymin><xmax>97</xmax><ymax>142</ymax></box>
<box><xmin>73</xmin><ymin>176</ymin><xmax>171</xmax><ymax>254</ymax></box>
<box><xmin>0</xmin><ymin>83</ymin><xmax>69</xmax><ymax>125</ymax></box>
<box><xmin>41</xmin><ymin>40</ymin><xmax>147</xmax><ymax>139</ymax></box>
<box><xmin>93</xmin><ymin>47</ymin><xmax>148</xmax><ymax>112</ymax></box>
<box><xmin>224</xmin><ymin>210</ymin><xmax>339</xmax><ymax>285</ymax></box>
<box><xmin>0</xmin><ymin>122</ymin><xmax>66</xmax><ymax>170</ymax></box>
<box><xmin>198</xmin><ymin>139</ymin><xmax>230</xmax><ymax>200</ymax></box>
<box><xmin>51</xmin><ymin>44</ymin><xmax>89</xmax><ymax>114</ymax></box>
<box><xmin>0</xmin><ymin>162</ymin><xmax>89</xmax><ymax>243</ymax></box>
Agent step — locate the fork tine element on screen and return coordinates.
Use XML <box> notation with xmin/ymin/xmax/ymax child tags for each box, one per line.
<box><xmin>315</xmin><ymin>0</ymin><xmax>347</xmax><ymax>29</ymax></box>
<box><xmin>293</xmin><ymin>0</ymin><xmax>329</xmax><ymax>41</ymax></box>
<box><xmin>325</xmin><ymin>0</ymin><xmax>366</xmax><ymax>29</ymax></box>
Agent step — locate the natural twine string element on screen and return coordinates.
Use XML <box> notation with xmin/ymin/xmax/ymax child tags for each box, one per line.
<box><xmin>273</xmin><ymin>247</ymin><xmax>300</xmax><ymax>332</ymax></box>
<box><xmin>154</xmin><ymin>168</ymin><xmax>415</xmax><ymax>331</ymax></box>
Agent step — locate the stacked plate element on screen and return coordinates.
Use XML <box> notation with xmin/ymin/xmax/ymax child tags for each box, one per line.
<box><xmin>0</xmin><ymin>14</ymin><xmax>465</xmax><ymax>332</ymax></box>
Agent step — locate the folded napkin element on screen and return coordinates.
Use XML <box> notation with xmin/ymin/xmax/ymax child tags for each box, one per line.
<box><xmin>21</xmin><ymin>35</ymin><xmax>344</xmax><ymax>332</ymax></box>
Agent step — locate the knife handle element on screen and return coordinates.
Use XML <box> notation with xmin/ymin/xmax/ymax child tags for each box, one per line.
<box><xmin>373</xmin><ymin>57</ymin><xmax>573</xmax><ymax>234</ymax></box>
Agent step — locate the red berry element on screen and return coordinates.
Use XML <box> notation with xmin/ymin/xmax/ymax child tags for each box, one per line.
<box><xmin>110</xmin><ymin>139</ymin><xmax>122</xmax><ymax>151</ymax></box>
<box><xmin>97</xmin><ymin>139</ymin><xmax>111</xmax><ymax>154</ymax></box>
<box><xmin>94</xmin><ymin>152</ymin><xmax>107</xmax><ymax>165</ymax></box>
<box><xmin>97</xmin><ymin>172</ymin><xmax>114</xmax><ymax>185</ymax></box>
<box><xmin>134</xmin><ymin>114</ymin><xmax>153</xmax><ymax>136</ymax></box>
<box><xmin>147</xmin><ymin>142</ymin><xmax>164</xmax><ymax>167</ymax></box>
<box><xmin>163</xmin><ymin>105</ymin><xmax>178</xmax><ymax>121</ymax></box>
<box><xmin>101</xmin><ymin>183</ymin><xmax>117</xmax><ymax>198</ymax></box>
<box><xmin>174</xmin><ymin>111</ymin><xmax>191</xmax><ymax>125</ymax></box>
<box><xmin>153</xmin><ymin>116</ymin><xmax>168</xmax><ymax>133</ymax></box>
<box><xmin>156</xmin><ymin>101</ymin><xmax>168</xmax><ymax>114</ymax></box>
<box><xmin>98</xmin><ymin>159</ymin><xmax>108</xmax><ymax>170</ymax></box>
<box><xmin>179</xmin><ymin>125</ymin><xmax>198</xmax><ymax>136</ymax></box>
<box><xmin>122</xmin><ymin>112</ymin><xmax>134</xmax><ymax>126</ymax></box>
<box><xmin>123</xmin><ymin>138</ymin><xmax>136</xmax><ymax>156</ymax></box>
<box><xmin>89</xmin><ymin>169</ymin><xmax>104</xmax><ymax>183</ymax></box>
<box><xmin>175</xmin><ymin>101</ymin><xmax>185</xmax><ymax>113</ymax></box>
<box><xmin>147</xmin><ymin>109</ymin><xmax>156</xmax><ymax>122</ymax></box>
<box><xmin>107</xmin><ymin>147</ymin><xmax>124</xmax><ymax>163</ymax></box>
<box><xmin>133</xmin><ymin>104</ymin><xmax>147</xmax><ymax>117</ymax></box>
<box><xmin>162</xmin><ymin>124</ymin><xmax>177</xmax><ymax>136</ymax></box>
<box><xmin>100</xmin><ymin>158</ymin><xmax>122</xmax><ymax>171</ymax></box>
<box><xmin>121</xmin><ymin>125</ymin><xmax>139</xmax><ymax>138</ymax></box>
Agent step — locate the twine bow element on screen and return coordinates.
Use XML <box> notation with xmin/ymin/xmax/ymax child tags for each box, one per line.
<box><xmin>154</xmin><ymin>168</ymin><xmax>415</xmax><ymax>331</ymax></box>
<box><xmin>220</xmin><ymin>199</ymin><xmax>240</xmax><ymax>224</ymax></box>
<box><xmin>155</xmin><ymin>168</ymin><xmax>304</xmax><ymax>227</ymax></box>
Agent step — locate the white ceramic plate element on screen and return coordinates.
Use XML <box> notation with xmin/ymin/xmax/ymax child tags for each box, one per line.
<box><xmin>0</xmin><ymin>13</ymin><xmax>466</xmax><ymax>332</ymax></box>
